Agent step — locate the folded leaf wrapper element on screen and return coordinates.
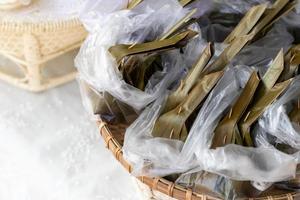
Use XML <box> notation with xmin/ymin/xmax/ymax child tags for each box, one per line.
<box><xmin>151</xmin><ymin>44</ymin><xmax>218</xmax><ymax>141</ymax></box>
<box><xmin>127</xmin><ymin>0</ymin><xmax>143</xmax><ymax>9</ymax></box>
<box><xmin>109</xmin><ymin>30</ymin><xmax>198</xmax><ymax>90</ymax></box>
<box><xmin>279</xmin><ymin>44</ymin><xmax>300</xmax><ymax>81</ymax></box>
<box><xmin>163</xmin><ymin>43</ymin><xmax>213</xmax><ymax>113</ymax></box>
<box><xmin>202</xmin><ymin>34</ymin><xmax>251</xmax><ymax>74</ymax></box>
<box><xmin>248</xmin><ymin>0</ymin><xmax>292</xmax><ymax>42</ymax></box>
<box><xmin>109</xmin><ymin>30</ymin><xmax>198</xmax><ymax>65</ymax></box>
<box><xmin>239</xmin><ymin>50</ymin><xmax>288</xmax><ymax>146</ymax></box>
<box><xmin>152</xmin><ymin>71</ymin><xmax>223</xmax><ymax>141</ymax></box>
<box><xmin>123</xmin><ymin>65</ymin><xmax>297</xmax><ymax>182</ymax></box>
<box><xmin>76</xmin><ymin>0</ymin><xmax>300</xmax><ymax>195</ymax></box>
<box><xmin>180</xmin><ymin>66</ymin><xmax>296</xmax><ymax>183</ymax></box>
<box><xmin>224</xmin><ymin>4</ymin><xmax>267</xmax><ymax>44</ymax></box>
<box><xmin>211</xmin><ymin>71</ymin><xmax>260</xmax><ymax>148</ymax></box>
<box><xmin>75</xmin><ymin>0</ymin><xmax>206</xmax><ymax>118</ymax></box>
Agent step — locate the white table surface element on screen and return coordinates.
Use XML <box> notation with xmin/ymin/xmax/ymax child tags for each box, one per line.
<box><xmin>0</xmin><ymin>80</ymin><xmax>143</xmax><ymax>200</ymax></box>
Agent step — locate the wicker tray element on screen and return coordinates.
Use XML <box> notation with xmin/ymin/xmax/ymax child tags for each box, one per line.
<box><xmin>0</xmin><ymin>0</ymin><xmax>31</xmax><ymax>10</ymax></box>
<box><xmin>0</xmin><ymin>1</ymin><xmax>87</xmax><ymax>92</ymax></box>
<box><xmin>0</xmin><ymin>1</ymin><xmax>26</xmax><ymax>10</ymax></box>
<box><xmin>97</xmin><ymin>120</ymin><xmax>300</xmax><ymax>200</ymax></box>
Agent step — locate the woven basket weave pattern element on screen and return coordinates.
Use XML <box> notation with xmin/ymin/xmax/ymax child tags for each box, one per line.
<box><xmin>0</xmin><ymin>1</ymin><xmax>25</xmax><ymax>10</ymax></box>
<box><xmin>97</xmin><ymin>120</ymin><xmax>300</xmax><ymax>200</ymax></box>
<box><xmin>0</xmin><ymin>19</ymin><xmax>86</xmax><ymax>58</ymax></box>
<box><xmin>38</xmin><ymin>27</ymin><xmax>86</xmax><ymax>57</ymax></box>
<box><xmin>0</xmin><ymin>31</ymin><xmax>23</xmax><ymax>57</ymax></box>
<box><xmin>0</xmin><ymin>19</ymin><xmax>87</xmax><ymax>91</ymax></box>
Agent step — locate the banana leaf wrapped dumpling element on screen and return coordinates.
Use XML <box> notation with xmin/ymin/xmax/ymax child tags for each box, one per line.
<box><xmin>76</xmin><ymin>0</ymin><xmax>199</xmax><ymax>118</ymax></box>
<box><xmin>123</xmin><ymin>65</ymin><xmax>297</xmax><ymax>183</ymax></box>
<box><xmin>77</xmin><ymin>0</ymin><xmax>300</xmax><ymax>198</ymax></box>
<box><xmin>152</xmin><ymin>43</ymin><xmax>224</xmax><ymax>141</ymax></box>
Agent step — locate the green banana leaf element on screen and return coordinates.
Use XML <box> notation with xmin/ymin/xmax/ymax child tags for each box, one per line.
<box><xmin>179</xmin><ymin>0</ymin><xmax>195</xmax><ymax>7</ymax></box>
<box><xmin>279</xmin><ymin>46</ymin><xmax>299</xmax><ymax>81</ymax></box>
<box><xmin>202</xmin><ymin>34</ymin><xmax>251</xmax><ymax>75</ymax></box>
<box><xmin>211</xmin><ymin>72</ymin><xmax>260</xmax><ymax>149</ymax></box>
<box><xmin>152</xmin><ymin>71</ymin><xmax>223</xmax><ymax>141</ymax></box>
<box><xmin>249</xmin><ymin>0</ymin><xmax>290</xmax><ymax>41</ymax></box>
<box><xmin>121</xmin><ymin>55</ymin><xmax>144</xmax><ymax>86</ymax></box>
<box><xmin>109</xmin><ymin>30</ymin><xmax>198</xmax><ymax>65</ymax></box>
<box><xmin>129</xmin><ymin>10</ymin><xmax>198</xmax><ymax>89</ymax></box>
<box><xmin>134</xmin><ymin>55</ymin><xmax>162</xmax><ymax>90</ymax></box>
<box><xmin>109</xmin><ymin>30</ymin><xmax>197</xmax><ymax>88</ymax></box>
<box><xmin>164</xmin><ymin>43</ymin><xmax>213</xmax><ymax>113</ymax></box>
<box><xmin>279</xmin><ymin>44</ymin><xmax>300</xmax><ymax>81</ymax></box>
<box><xmin>261</xmin><ymin>1</ymin><xmax>297</xmax><ymax>36</ymax></box>
<box><xmin>127</xmin><ymin>0</ymin><xmax>143</xmax><ymax>9</ymax></box>
<box><xmin>239</xmin><ymin>50</ymin><xmax>291</xmax><ymax>146</ymax></box>
<box><xmin>160</xmin><ymin>8</ymin><xmax>197</xmax><ymax>40</ymax></box>
<box><xmin>91</xmin><ymin>90</ymin><xmax>137</xmax><ymax>124</ymax></box>
<box><xmin>224</xmin><ymin>4</ymin><xmax>267</xmax><ymax>44</ymax></box>
<box><xmin>291</xmin><ymin>45</ymin><xmax>300</xmax><ymax>66</ymax></box>
<box><xmin>121</xmin><ymin>54</ymin><xmax>163</xmax><ymax>90</ymax></box>
<box><xmin>240</xmin><ymin>79</ymin><xmax>293</xmax><ymax>146</ymax></box>
<box><xmin>128</xmin><ymin>0</ymin><xmax>196</xmax><ymax>9</ymax></box>
<box><xmin>255</xmin><ymin>49</ymin><xmax>284</xmax><ymax>98</ymax></box>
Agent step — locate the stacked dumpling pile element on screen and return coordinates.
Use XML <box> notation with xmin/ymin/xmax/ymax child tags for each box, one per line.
<box><xmin>76</xmin><ymin>0</ymin><xmax>300</xmax><ymax>199</ymax></box>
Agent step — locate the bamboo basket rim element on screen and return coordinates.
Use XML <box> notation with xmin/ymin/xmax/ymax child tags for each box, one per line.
<box><xmin>0</xmin><ymin>18</ymin><xmax>83</xmax><ymax>32</ymax></box>
<box><xmin>97</xmin><ymin>119</ymin><xmax>300</xmax><ymax>200</ymax></box>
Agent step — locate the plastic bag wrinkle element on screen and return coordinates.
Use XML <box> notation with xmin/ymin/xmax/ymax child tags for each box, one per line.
<box><xmin>124</xmin><ymin>65</ymin><xmax>297</xmax><ymax>182</ymax></box>
<box><xmin>76</xmin><ymin>0</ymin><xmax>194</xmax><ymax>112</ymax></box>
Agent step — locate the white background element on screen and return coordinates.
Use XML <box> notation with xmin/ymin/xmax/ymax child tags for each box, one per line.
<box><xmin>0</xmin><ymin>81</ymin><xmax>143</xmax><ymax>200</ymax></box>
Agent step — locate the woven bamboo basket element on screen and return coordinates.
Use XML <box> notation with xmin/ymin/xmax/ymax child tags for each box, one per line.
<box><xmin>97</xmin><ymin>120</ymin><xmax>300</xmax><ymax>200</ymax></box>
<box><xmin>0</xmin><ymin>18</ymin><xmax>87</xmax><ymax>92</ymax></box>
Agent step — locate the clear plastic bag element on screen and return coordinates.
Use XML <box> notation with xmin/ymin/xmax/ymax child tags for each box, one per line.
<box><xmin>184</xmin><ymin>0</ymin><xmax>214</xmax><ymax>19</ymax></box>
<box><xmin>78</xmin><ymin>78</ymin><xmax>138</xmax><ymax>123</ymax></box>
<box><xmin>176</xmin><ymin>169</ymin><xmax>279</xmax><ymax>200</ymax></box>
<box><xmin>198</xmin><ymin>12</ymin><xmax>242</xmax><ymax>42</ymax></box>
<box><xmin>123</xmin><ymin>66</ymin><xmax>248</xmax><ymax>177</ymax></box>
<box><xmin>232</xmin><ymin>23</ymin><xmax>294</xmax><ymax>70</ymax></box>
<box><xmin>258</xmin><ymin>76</ymin><xmax>300</xmax><ymax>151</ymax></box>
<box><xmin>75</xmin><ymin>0</ymin><xmax>201</xmax><ymax>114</ymax></box>
<box><xmin>280</xmin><ymin>10</ymin><xmax>300</xmax><ymax>43</ymax></box>
<box><xmin>176</xmin><ymin>171</ymin><xmax>263</xmax><ymax>200</ymax></box>
<box><xmin>79</xmin><ymin>0</ymin><xmax>129</xmax><ymax>32</ymax></box>
<box><xmin>185</xmin><ymin>0</ymin><xmax>261</xmax><ymax>43</ymax></box>
<box><xmin>213</xmin><ymin>0</ymin><xmax>271</xmax><ymax>14</ymax></box>
<box><xmin>176</xmin><ymin>171</ymin><xmax>237</xmax><ymax>199</ymax></box>
<box><xmin>253</xmin><ymin>77</ymin><xmax>300</xmax><ymax>192</ymax></box>
<box><xmin>188</xmin><ymin>0</ymin><xmax>271</xmax><ymax>15</ymax></box>
<box><xmin>123</xmin><ymin>63</ymin><xmax>242</xmax><ymax>176</ymax></box>
<box><xmin>77</xmin><ymin>37</ymin><xmax>205</xmax><ymax>123</ymax></box>
<box><xmin>123</xmin><ymin>65</ymin><xmax>297</xmax><ymax>182</ymax></box>
<box><xmin>178</xmin><ymin>64</ymin><xmax>296</xmax><ymax>183</ymax></box>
